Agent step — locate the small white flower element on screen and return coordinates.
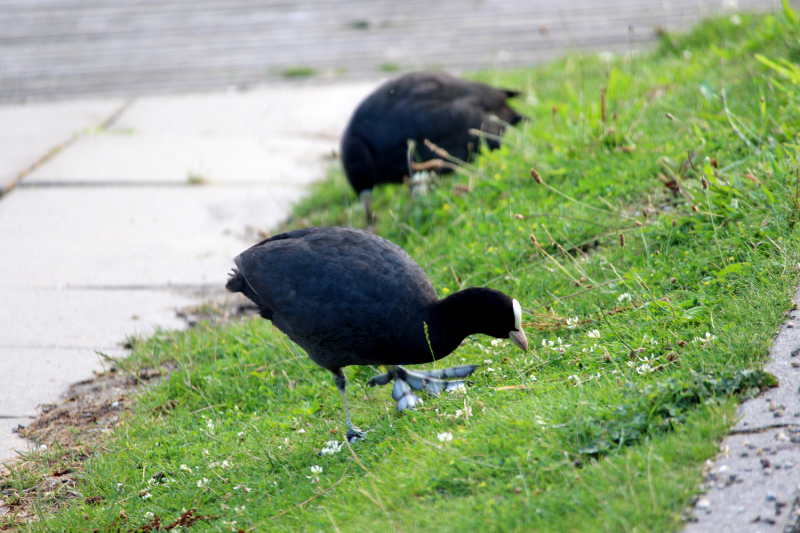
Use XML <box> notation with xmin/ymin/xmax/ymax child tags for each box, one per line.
<box><xmin>180</xmin><ymin>464</ymin><xmax>192</xmax><ymax>472</ymax></box>
<box><xmin>566</xmin><ymin>316</ymin><xmax>579</xmax><ymax>329</ymax></box>
<box><xmin>491</xmin><ymin>339</ymin><xmax>503</xmax><ymax>347</ymax></box>
<box><xmin>438</xmin><ymin>432</ymin><xmax>454</xmax><ymax>443</ymax></box>
<box><xmin>145</xmin><ymin>512</ymin><xmax>154</xmax><ymax>519</ymax></box>
<box><xmin>529</xmin><ymin>375</ymin><xmax>537</xmax><ymax>382</ymax></box>
<box><xmin>484</xmin><ymin>359</ymin><xmax>493</xmax><ymax>364</ymax></box>
<box><xmin>222</xmin><ymin>460</ymin><xmax>231</xmax><ymax>469</ymax></box>
<box><xmin>587</xmin><ymin>329</ymin><xmax>600</xmax><ymax>339</ymax></box>
<box><xmin>307</xmin><ymin>465</ymin><xmax>323</xmax><ymax>483</ymax></box>
<box><xmin>206</xmin><ymin>418</ymin><xmax>214</xmax><ymax>431</ymax></box>
<box><xmin>618</xmin><ymin>293</ymin><xmax>633</xmax><ymax>303</ymax></box>
<box><xmin>636</xmin><ymin>364</ymin><xmax>654</xmax><ymax>375</ymax></box>
<box><xmin>486</xmin><ymin>367</ymin><xmax>495</xmax><ymax>372</ymax></box>
<box><xmin>237</xmin><ymin>431</ymin><xmax>245</xmax><ymax>438</ymax></box>
<box><xmin>197</xmin><ymin>477</ymin><xmax>209</xmax><ymax>488</ymax></box>
<box><xmin>320</xmin><ymin>440</ymin><xmax>344</xmax><ymax>456</ymax></box>
<box><xmin>693</xmin><ymin>332</ymin><xmax>718</xmax><ymax>344</ymax></box>
<box><xmin>209</xmin><ymin>461</ymin><xmax>220</xmax><ymax>468</ymax></box>
<box><xmin>297</xmin><ymin>428</ymin><xmax>306</xmax><ymax>434</ymax></box>
<box><xmin>140</xmin><ymin>491</ymin><xmax>152</xmax><ymax>500</ymax></box>
<box><xmin>730</xmin><ymin>14</ymin><xmax>742</xmax><ymax>25</ymax></box>
<box><xmin>454</xmin><ymin>406</ymin><xmax>472</xmax><ymax>420</ymax></box>
<box><xmin>202</xmin><ymin>449</ymin><xmax>210</xmax><ymax>457</ymax></box>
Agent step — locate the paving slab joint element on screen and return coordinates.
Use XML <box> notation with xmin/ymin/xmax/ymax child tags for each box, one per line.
<box><xmin>0</xmin><ymin>99</ymin><xmax>134</xmax><ymax>198</ymax></box>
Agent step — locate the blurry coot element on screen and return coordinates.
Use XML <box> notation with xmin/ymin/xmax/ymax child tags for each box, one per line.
<box><xmin>341</xmin><ymin>71</ymin><xmax>524</xmax><ymax>221</ymax></box>
<box><xmin>226</xmin><ymin>226</ymin><xmax>528</xmax><ymax>441</ymax></box>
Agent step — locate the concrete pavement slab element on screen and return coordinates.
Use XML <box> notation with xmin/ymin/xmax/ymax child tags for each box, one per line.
<box><xmin>0</xmin><ymin>288</ymin><xmax>192</xmax><ymax>350</ymax></box>
<box><xmin>0</xmin><ymin>98</ymin><xmax>126</xmax><ymax>191</ymax></box>
<box><xmin>107</xmin><ymin>83</ymin><xmax>377</xmax><ymax>137</ymax></box>
<box><xmin>24</xmin><ymin>135</ymin><xmax>337</xmax><ymax>185</ymax></box>
<box><xmin>23</xmin><ymin>82</ymin><xmax>377</xmax><ymax>186</ymax></box>
<box><xmin>684</xmin><ymin>289</ymin><xmax>800</xmax><ymax>532</ymax></box>
<box><xmin>0</xmin><ymin>185</ymin><xmax>304</xmax><ymax>288</ymax></box>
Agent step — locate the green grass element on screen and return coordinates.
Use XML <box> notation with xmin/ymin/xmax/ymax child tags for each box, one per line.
<box><xmin>282</xmin><ymin>66</ymin><xmax>318</xmax><ymax>78</ymax></box>
<box><xmin>9</xmin><ymin>6</ymin><xmax>800</xmax><ymax>532</ymax></box>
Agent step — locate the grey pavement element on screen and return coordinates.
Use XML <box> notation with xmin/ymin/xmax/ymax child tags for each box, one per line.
<box><xmin>0</xmin><ymin>0</ymin><xmax>786</xmax><ymax>101</ymax></box>
<box><xmin>685</xmin><ymin>289</ymin><xmax>800</xmax><ymax>532</ymax></box>
<box><xmin>0</xmin><ymin>80</ymin><xmax>378</xmax><ymax>460</ymax></box>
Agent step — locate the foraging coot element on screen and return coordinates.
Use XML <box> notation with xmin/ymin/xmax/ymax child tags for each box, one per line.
<box><xmin>226</xmin><ymin>226</ymin><xmax>528</xmax><ymax>441</ymax></box>
<box><xmin>341</xmin><ymin>71</ymin><xmax>524</xmax><ymax>221</ymax></box>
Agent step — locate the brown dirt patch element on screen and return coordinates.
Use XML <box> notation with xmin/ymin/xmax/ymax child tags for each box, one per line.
<box><xmin>0</xmin><ymin>365</ymin><xmax>171</xmax><ymax>528</ymax></box>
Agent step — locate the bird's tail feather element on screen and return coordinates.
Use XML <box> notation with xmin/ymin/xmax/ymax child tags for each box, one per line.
<box><xmin>225</xmin><ymin>268</ymin><xmax>245</xmax><ymax>293</ymax></box>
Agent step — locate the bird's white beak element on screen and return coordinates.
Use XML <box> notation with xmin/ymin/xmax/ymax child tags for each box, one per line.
<box><xmin>509</xmin><ymin>329</ymin><xmax>528</xmax><ymax>351</ymax></box>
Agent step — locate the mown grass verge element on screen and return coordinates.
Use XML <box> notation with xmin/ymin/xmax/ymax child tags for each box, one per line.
<box><xmin>5</xmin><ymin>5</ymin><xmax>800</xmax><ymax>532</ymax></box>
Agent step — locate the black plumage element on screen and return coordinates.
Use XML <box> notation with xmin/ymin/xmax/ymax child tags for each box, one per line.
<box><xmin>226</xmin><ymin>226</ymin><xmax>528</xmax><ymax>440</ymax></box>
<box><xmin>341</xmin><ymin>71</ymin><xmax>525</xmax><ymax>220</ymax></box>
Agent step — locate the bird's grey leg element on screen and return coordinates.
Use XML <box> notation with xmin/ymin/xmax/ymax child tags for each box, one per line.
<box><xmin>359</xmin><ymin>189</ymin><xmax>374</xmax><ymax>225</ymax></box>
<box><xmin>332</xmin><ymin>369</ymin><xmax>364</xmax><ymax>442</ymax></box>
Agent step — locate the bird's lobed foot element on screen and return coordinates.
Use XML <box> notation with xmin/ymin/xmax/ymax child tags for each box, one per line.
<box><xmin>398</xmin><ymin>365</ymin><xmax>478</xmax><ymax>396</ymax></box>
<box><xmin>392</xmin><ymin>379</ymin><xmax>422</xmax><ymax>412</ymax></box>
<box><xmin>346</xmin><ymin>426</ymin><xmax>366</xmax><ymax>443</ymax></box>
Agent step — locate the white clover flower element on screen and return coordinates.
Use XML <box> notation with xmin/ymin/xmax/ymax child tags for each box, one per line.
<box><xmin>454</xmin><ymin>406</ymin><xmax>472</xmax><ymax>419</ymax></box>
<box><xmin>587</xmin><ymin>329</ymin><xmax>600</xmax><ymax>339</ymax></box>
<box><xmin>202</xmin><ymin>449</ymin><xmax>210</xmax><ymax>458</ymax></box>
<box><xmin>307</xmin><ymin>465</ymin><xmax>323</xmax><ymax>483</ymax></box>
<box><xmin>297</xmin><ymin>428</ymin><xmax>306</xmax><ymax>434</ymax></box>
<box><xmin>618</xmin><ymin>293</ymin><xmax>633</xmax><ymax>303</ymax></box>
<box><xmin>486</xmin><ymin>367</ymin><xmax>495</xmax><ymax>372</ymax></box>
<box><xmin>206</xmin><ymin>418</ymin><xmax>214</xmax><ymax>431</ymax></box>
<box><xmin>197</xmin><ymin>478</ymin><xmax>209</xmax><ymax>488</ymax></box>
<box><xmin>180</xmin><ymin>464</ymin><xmax>192</xmax><ymax>472</ymax></box>
<box><xmin>145</xmin><ymin>512</ymin><xmax>154</xmax><ymax>519</ymax></box>
<box><xmin>484</xmin><ymin>359</ymin><xmax>493</xmax><ymax>364</ymax></box>
<box><xmin>237</xmin><ymin>431</ymin><xmax>245</xmax><ymax>438</ymax></box>
<box><xmin>222</xmin><ymin>460</ymin><xmax>231</xmax><ymax>469</ymax></box>
<box><xmin>319</xmin><ymin>440</ymin><xmax>344</xmax><ymax>456</ymax></box>
<box><xmin>209</xmin><ymin>461</ymin><xmax>220</xmax><ymax>468</ymax></box>
<box><xmin>140</xmin><ymin>491</ymin><xmax>152</xmax><ymax>500</ymax></box>
<box><xmin>694</xmin><ymin>331</ymin><xmax>717</xmax><ymax>344</ymax></box>
<box><xmin>566</xmin><ymin>316</ymin><xmax>579</xmax><ymax>329</ymax></box>
<box><xmin>491</xmin><ymin>339</ymin><xmax>503</xmax><ymax>347</ymax></box>
<box><xmin>529</xmin><ymin>375</ymin><xmax>537</xmax><ymax>382</ymax></box>
<box><xmin>636</xmin><ymin>364</ymin><xmax>654</xmax><ymax>375</ymax></box>
<box><xmin>438</xmin><ymin>432</ymin><xmax>454</xmax><ymax>443</ymax></box>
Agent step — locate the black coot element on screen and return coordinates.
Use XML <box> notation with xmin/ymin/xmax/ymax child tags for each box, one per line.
<box><xmin>226</xmin><ymin>226</ymin><xmax>528</xmax><ymax>441</ymax></box>
<box><xmin>341</xmin><ymin>71</ymin><xmax>524</xmax><ymax>221</ymax></box>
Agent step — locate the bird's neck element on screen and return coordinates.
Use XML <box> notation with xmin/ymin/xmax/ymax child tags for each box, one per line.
<box><xmin>424</xmin><ymin>288</ymin><xmax>495</xmax><ymax>358</ymax></box>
